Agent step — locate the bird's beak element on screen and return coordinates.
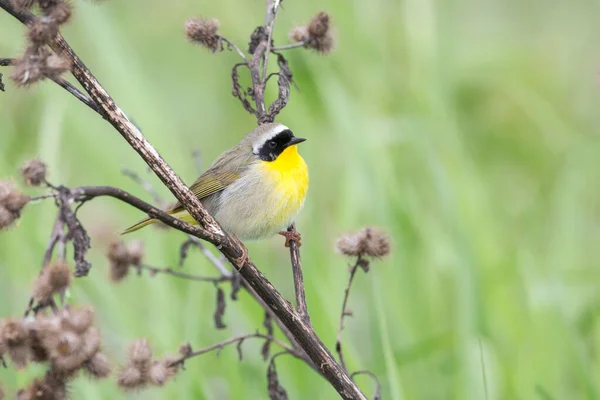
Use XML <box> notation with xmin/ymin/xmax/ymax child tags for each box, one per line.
<box><xmin>288</xmin><ymin>137</ymin><xmax>307</xmax><ymax>146</ymax></box>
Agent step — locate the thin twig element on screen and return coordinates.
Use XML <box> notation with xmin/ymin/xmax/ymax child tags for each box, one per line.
<box><xmin>336</xmin><ymin>257</ymin><xmax>362</xmax><ymax>372</ymax></box>
<box><xmin>136</xmin><ymin>263</ymin><xmax>229</xmax><ymax>283</ymax></box>
<box><xmin>272</xmin><ymin>42</ymin><xmax>306</xmax><ymax>51</ymax></box>
<box><xmin>350</xmin><ymin>370</ymin><xmax>381</xmax><ymax>400</ymax></box>
<box><xmin>287</xmin><ymin>224</ymin><xmax>310</xmax><ymax>325</ymax></box>
<box><xmin>261</xmin><ymin>0</ymin><xmax>281</xmax><ymax>83</ymax></box>
<box><xmin>219</xmin><ymin>36</ymin><xmax>248</xmax><ymax>62</ymax></box>
<box><xmin>171</xmin><ymin>333</ymin><xmax>298</xmax><ymax>365</ymax></box>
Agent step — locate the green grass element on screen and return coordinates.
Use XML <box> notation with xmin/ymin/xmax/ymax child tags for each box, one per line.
<box><xmin>2</xmin><ymin>0</ymin><xmax>600</xmax><ymax>398</ymax></box>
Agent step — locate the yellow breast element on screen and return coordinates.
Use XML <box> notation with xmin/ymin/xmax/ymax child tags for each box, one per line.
<box><xmin>258</xmin><ymin>144</ymin><xmax>309</xmax><ymax>227</ymax></box>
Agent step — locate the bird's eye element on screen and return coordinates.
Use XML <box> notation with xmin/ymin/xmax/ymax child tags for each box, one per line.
<box><xmin>268</xmin><ymin>140</ymin><xmax>277</xmax><ymax>148</ymax></box>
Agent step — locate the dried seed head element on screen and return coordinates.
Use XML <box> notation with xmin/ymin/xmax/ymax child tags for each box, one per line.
<box><xmin>178</xmin><ymin>342</ymin><xmax>192</xmax><ymax>357</ymax></box>
<box><xmin>0</xmin><ymin>179</ymin><xmax>30</xmax><ymax>229</ymax></box>
<box><xmin>117</xmin><ymin>365</ymin><xmax>144</xmax><ymax>390</ymax></box>
<box><xmin>27</xmin><ymin>20</ymin><xmax>59</xmax><ymax>45</ymax></box>
<box><xmin>0</xmin><ymin>208</ymin><xmax>15</xmax><ymax>231</ymax></box>
<box><xmin>1</xmin><ymin>319</ymin><xmax>28</xmax><ymax>346</ymax></box>
<box><xmin>290</xmin><ymin>11</ymin><xmax>335</xmax><ymax>54</ymax></box>
<box><xmin>335</xmin><ymin>227</ymin><xmax>391</xmax><ymax>258</ymax></box>
<box><xmin>38</xmin><ymin>0</ymin><xmax>60</xmax><ymax>11</ymax></box>
<box><xmin>17</xmin><ymin>378</ymin><xmax>51</xmax><ymax>400</ymax></box>
<box><xmin>17</xmin><ymin>372</ymin><xmax>66</xmax><ymax>400</ymax></box>
<box><xmin>53</xmin><ymin>331</ymin><xmax>83</xmax><ymax>357</ymax></box>
<box><xmin>148</xmin><ymin>360</ymin><xmax>170</xmax><ymax>386</ymax></box>
<box><xmin>185</xmin><ymin>17</ymin><xmax>221</xmax><ymax>52</ymax></box>
<box><xmin>86</xmin><ymin>352</ymin><xmax>112</xmax><ymax>378</ymax></box>
<box><xmin>61</xmin><ymin>306</ymin><xmax>94</xmax><ymax>334</ymax></box>
<box><xmin>20</xmin><ymin>159</ymin><xmax>47</xmax><ymax>186</ymax></box>
<box><xmin>289</xmin><ymin>26</ymin><xmax>308</xmax><ymax>43</ymax></box>
<box><xmin>10</xmin><ymin>48</ymin><xmax>51</xmax><ymax>87</ymax></box>
<box><xmin>80</xmin><ymin>327</ymin><xmax>101</xmax><ymax>358</ymax></box>
<box><xmin>43</xmin><ymin>54</ymin><xmax>71</xmax><ymax>78</ymax></box>
<box><xmin>33</xmin><ymin>261</ymin><xmax>72</xmax><ymax>302</ymax></box>
<box><xmin>107</xmin><ymin>240</ymin><xmax>130</xmax><ymax>282</ymax></box>
<box><xmin>308</xmin><ymin>12</ymin><xmax>330</xmax><ymax>37</ymax></box>
<box><xmin>129</xmin><ymin>339</ymin><xmax>152</xmax><ymax>367</ymax></box>
<box><xmin>48</xmin><ymin>2</ymin><xmax>72</xmax><ymax>25</ymax></box>
<box><xmin>0</xmin><ymin>180</ymin><xmax>30</xmax><ymax>212</ymax></box>
<box><xmin>127</xmin><ymin>240</ymin><xmax>144</xmax><ymax>266</ymax></box>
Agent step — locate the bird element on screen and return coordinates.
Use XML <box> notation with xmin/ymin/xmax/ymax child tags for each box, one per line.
<box><xmin>123</xmin><ymin>123</ymin><xmax>308</xmax><ymax>245</ymax></box>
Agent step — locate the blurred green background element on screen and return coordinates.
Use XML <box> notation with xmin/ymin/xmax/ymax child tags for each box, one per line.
<box><xmin>2</xmin><ymin>0</ymin><xmax>600</xmax><ymax>398</ymax></box>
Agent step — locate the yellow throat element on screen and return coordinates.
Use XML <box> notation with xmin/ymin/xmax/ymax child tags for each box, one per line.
<box><xmin>259</xmin><ymin>144</ymin><xmax>309</xmax><ymax>220</ymax></box>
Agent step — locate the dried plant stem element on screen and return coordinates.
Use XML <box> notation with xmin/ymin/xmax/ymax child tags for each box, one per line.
<box><xmin>136</xmin><ymin>264</ymin><xmax>230</xmax><ymax>283</ymax></box>
<box><xmin>272</xmin><ymin>42</ymin><xmax>306</xmax><ymax>51</ymax></box>
<box><xmin>262</xmin><ymin>0</ymin><xmax>281</xmax><ymax>82</ymax></box>
<box><xmin>219</xmin><ymin>36</ymin><xmax>248</xmax><ymax>62</ymax></box>
<box><xmin>287</xmin><ymin>224</ymin><xmax>310</xmax><ymax>325</ymax></box>
<box><xmin>172</xmin><ymin>333</ymin><xmax>299</xmax><ymax>365</ymax></box>
<box><xmin>350</xmin><ymin>370</ymin><xmax>381</xmax><ymax>400</ymax></box>
<box><xmin>336</xmin><ymin>257</ymin><xmax>362</xmax><ymax>372</ymax></box>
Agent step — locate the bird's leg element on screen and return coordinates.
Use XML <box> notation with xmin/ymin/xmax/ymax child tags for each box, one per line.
<box><xmin>279</xmin><ymin>229</ymin><xmax>302</xmax><ymax>247</ymax></box>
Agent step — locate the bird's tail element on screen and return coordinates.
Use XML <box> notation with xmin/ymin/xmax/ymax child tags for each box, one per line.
<box><xmin>122</xmin><ymin>217</ymin><xmax>157</xmax><ymax>235</ymax></box>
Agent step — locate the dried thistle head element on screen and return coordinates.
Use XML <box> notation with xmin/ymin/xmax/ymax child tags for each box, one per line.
<box><xmin>10</xmin><ymin>47</ymin><xmax>50</xmax><ymax>87</ymax></box>
<box><xmin>289</xmin><ymin>11</ymin><xmax>335</xmax><ymax>54</ymax></box>
<box><xmin>20</xmin><ymin>159</ymin><xmax>47</xmax><ymax>186</ymax></box>
<box><xmin>107</xmin><ymin>240</ymin><xmax>145</xmax><ymax>281</ymax></box>
<box><xmin>335</xmin><ymin>227</ymin><xmax>391</xmax><ymax>259</ymax></box>
<box><xmin>85</xmin><ymin>352</ymin><xmax>112</xmax><ymax>378</ymax></box>
<box><xmin>16</xmin><ymin>372</ymin><xmax>66</xmax><ymax>400</ymax></box>
<box><xmin>43</xmin><ymin>54</ymin><xmax>71</xmax><ymax>79</ymax></box>
<box><xmin>32</xmin><ymin>261</ymin><xmax>72</xmax><ymax>302</ymax></box>
<box><xmin>107</xmin><ymin>240</ymin><xmax>130</xmax><ymax>282</ymax></box>
<box><xmin>0</xmin><ymin>180</ymin><xmax>30</xmax><ymax>230</ymax></box>
<box><xmin>185</xmin><ymin>17</ymin><xmax>221</xmax><ymax>52</ymax></box>
<box><xmin>48</xmin><ymin>2</ymin><xmax>72</xmax><ymax>25</ymax></box>
<box><xmin>129</xmin><ymin>339</ymin><xmax>152</xmax><ymax>368</ymax></box>
<box><xmin>27</xmin><ymin>20</ymin><xmax>59</xmax><ymax>46</ymax></box>
<box><xmin>61</xmin><ymin>305</ymin><xmax>94</xmax><ymax>334</ymax></box>
<box><xmin>0</xmin><ymin>319</ymin><xmax>31</xmax><ymax>368</ymax></box>
<box><xmin>37</xmin><ymin>0</ymin><xmax>61</xmax><ymax>12</ymax></box>
<box><xmin>178</xmin><ymin>342</ymin><xmax>192</xmax><ymax>357</ymax></box>
<box><xmin>117</xmin><ymin>365</ymin><xmax>144</xmax><ymax>391</ymax></box>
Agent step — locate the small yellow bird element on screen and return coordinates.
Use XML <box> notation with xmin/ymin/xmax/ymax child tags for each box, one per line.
<box><xmin>123</xmin><ymin>123</ymin><xmax>309</xmax><ymax>243</ymax></box>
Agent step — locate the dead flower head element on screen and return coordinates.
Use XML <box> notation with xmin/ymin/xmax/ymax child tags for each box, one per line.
<box><xmin>20</xmin><ymin>159</ymin><xmax>47</xmax><ymax>186</ymax></box>
<box><xmin>0</xmin><ymin>180</ymin><xmax>30</xmax><ymax>230</ymax></box>
<box><xmin>117</xmin><ymin>339</ymin><xmax>180</xmax><ymax>391</ymax></box>
<box><xmin>335</xmin><ymin>227</ymin><xmax>391</xmax><ymax>259</ymax></box>
<box><xmin>0</xmin><ymin>318</ymin><xmax>31</xmax><ymax>369</ymax></box>
<box><xmin>289</xmin><ymin>12</ymin><xmax>335</xmax><ymax>54</ymax></box>
<box><xmin>107</xmin><ymin>240</ymin><xmax>145</xmax><ymax>282</ymax></box>
<box><xmin>32</xmin><ymin>261</ymin><xmax>72</xmax><ymax>302</ymax></box>
<box><xmin>185</xmin><ymin>17</ymin><xmax>221</xmax><ymax>52</ymax></box>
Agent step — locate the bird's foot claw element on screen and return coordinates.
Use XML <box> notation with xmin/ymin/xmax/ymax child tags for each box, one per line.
<box><xmin>279</xmin><ymin>230</ymin><xmax>302</xmax><ymax>247</ymax></box>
